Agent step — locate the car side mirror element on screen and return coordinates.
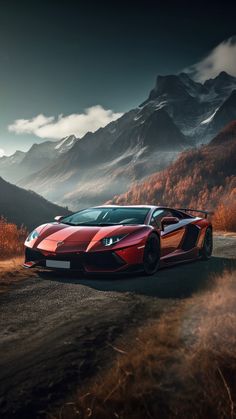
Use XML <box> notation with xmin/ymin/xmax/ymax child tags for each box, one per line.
<box><xmin>161</xmin><ymin>216</ymin><xmax>179</xmax><ymax>231</ymax></box>
<box><xmin>54</xmin><ymin>215</ymin><xmax>64</xmax><ymax>222</ymax></box>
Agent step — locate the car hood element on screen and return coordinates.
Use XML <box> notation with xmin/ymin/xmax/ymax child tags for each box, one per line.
<box><xmin>29</xmin><ymin>222</ymin><xmax>148</xmax><ymax>253</ymax></box>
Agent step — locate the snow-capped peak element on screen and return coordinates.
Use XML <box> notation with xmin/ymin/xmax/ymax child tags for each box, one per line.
<box><xmin>55</xmin><ymin>135</ymin><xmax>77</xmax><ymax>153</ymax></box>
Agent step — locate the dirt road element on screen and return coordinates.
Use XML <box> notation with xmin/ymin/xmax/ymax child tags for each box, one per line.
<box><xmin>0</xmin><ymin>235</ymin><xmax>235</xmax><ymax>418</ymax></box>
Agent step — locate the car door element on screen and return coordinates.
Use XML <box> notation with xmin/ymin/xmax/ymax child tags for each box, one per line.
<box><xmin>151</xmin><ymin>209</ymin><xmax>185</xmax><ymax>258</ymax></box>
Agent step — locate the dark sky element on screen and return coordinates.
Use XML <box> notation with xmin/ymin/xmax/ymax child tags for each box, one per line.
<box><xmin>0</xmin><ymin>0</ymin><xmax>236</xmax><ymax>154</ymax></box>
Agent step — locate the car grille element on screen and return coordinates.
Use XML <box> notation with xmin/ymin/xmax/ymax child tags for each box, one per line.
<box><xmin>25</xmin><ymin>247</ymin><xmax>125</xmax><ymax>270</ymax></box>
<box><xmin>25</xmin><ymin>247</ymin><xmax>43</xmax><ymax>262</ymax></box>
<box><xmin>83</xmin><ymin>252</ymin><xmax>125</xmax><ymax>269</ymax></box>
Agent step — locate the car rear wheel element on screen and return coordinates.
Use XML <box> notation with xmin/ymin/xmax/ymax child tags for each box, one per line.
<box><xmin>143</xmin><ymin>234</ymin><xmax>160</xmax><ymax>275</ymax></box>
<box><xmin>200</xmin><ymin>227</ymin><xmax>213</xmax><ymax>260</ymax></box>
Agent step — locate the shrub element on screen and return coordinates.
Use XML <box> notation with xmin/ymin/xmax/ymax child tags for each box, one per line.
<box><xmin>213</xmin><ymin>199</ymin><xmax>236</xmax><ymax>232</ymax></box>
<box><xmin>0</xmin><ymin>216</ymin><xmax>27</xmax><ymax>259</ymax></box>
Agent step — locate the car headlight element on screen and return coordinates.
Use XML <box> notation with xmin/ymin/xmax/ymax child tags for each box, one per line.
<box><xmin>102</xmin><ymin>235</ymin><xmax>127</xmax><ymax>247</ymax></box>
<box><xmin>26</xmin><ymin>230</ymin><xmax>40</xmax><ymax>242</ymax></box>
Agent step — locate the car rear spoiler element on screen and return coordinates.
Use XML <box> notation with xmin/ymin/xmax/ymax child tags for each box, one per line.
<box><xmin>177</xmin><ymin>208</ymin><xmax>214</xmax><ymax>219</ymax></box>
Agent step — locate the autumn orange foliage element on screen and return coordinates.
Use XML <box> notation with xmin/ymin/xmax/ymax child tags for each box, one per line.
<box><xmin>0</xmin><ymin>217</ymin><xmax>27</xmax><ymax>259</ymax></box>
<box><xmin>110</xmin><ymin>122</ymin><xmax>236</xmax><ymax>231</ymax></box>
<box><xmin>213</xmin><ymin>199</ymin><xmax>236</xmax><ymax>232</ymax></box>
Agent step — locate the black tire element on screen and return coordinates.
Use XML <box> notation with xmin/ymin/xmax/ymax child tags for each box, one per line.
<box><xmin>143</xmin><ymin>233</ymin><xmax>160</xmax><ymax>275</ymax></box>
<box><xmin>200</xmin><ymin>227</ymin><xmax>213</xmax><ymax>260</ymax></box>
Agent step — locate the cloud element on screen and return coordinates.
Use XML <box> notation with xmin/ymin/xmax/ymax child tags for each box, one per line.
<box><xmin>0</xmin><ymin>148</ymin><xmax>5</xmax><ymax>157</ymax></box>
<box><xmin>185</xmin><ymin>36</ymin><xmax>236</xmax><ymax>82</ymax></box>
<box><xmin>8</xmin><ymin>105</ymin><xmax>123</xmax><ymax>140</ymax></box>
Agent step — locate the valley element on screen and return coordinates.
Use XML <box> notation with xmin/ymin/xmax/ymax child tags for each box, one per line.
<box><xmin>1</xmin><ymin>72</ymin><xmax>236</xmax><ymax>210</ymax></box>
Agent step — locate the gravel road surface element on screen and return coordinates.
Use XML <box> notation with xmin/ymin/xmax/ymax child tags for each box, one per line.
<box><xmin>0</xmin><ymin>235</ymin><xmax>235</xmax><ymax>418</ymax></box>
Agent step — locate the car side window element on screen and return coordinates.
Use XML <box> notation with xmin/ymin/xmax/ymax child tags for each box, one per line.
<box><xmin>150</xmin><ymin>209</ymin><xmax>176</xmax><ymax>228</ymax></box>
<box><xmin>150</xmin><ymin>208</ymin><xmax>180</xmax><ymax>228</ymax></box>
<box><xmin>170</xmin><ymin>209</ymin><xmax>183</xmax><ymax>219</ymax></box>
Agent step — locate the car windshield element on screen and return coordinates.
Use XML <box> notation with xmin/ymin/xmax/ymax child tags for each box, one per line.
<box><xmin>61</xmin><ymin>207</ymin><xmax>150</xmax><ymax>226</ymax></box>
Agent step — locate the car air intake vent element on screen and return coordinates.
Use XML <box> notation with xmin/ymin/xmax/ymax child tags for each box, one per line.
<box><xmin>83</xmin><ymin>252</ymin><xmax>125</xmax><ymax>269</ymax></box>
<box><xmin>181</xmin><ymin>224</ymin><xmax>200</xmax><ymax>251</ymax></box>
<box><xmin>25</xmin><ymin>247</ymin><xmax>44</xmax><ymax>262</ymax></box>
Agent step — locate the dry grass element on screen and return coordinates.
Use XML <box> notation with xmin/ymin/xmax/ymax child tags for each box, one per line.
<box><xmin>213</xmin><ymin>200</ymin><xmax>236</xmax><ymax>232</ymax></box>
<box><xmin>0</xmin><ymin>218</ymin><xmax>30</xmax><ymax>291</ymax></box>
<box><xmin>0</xmin><ymin>256</ymin><xmax>24</xmax><ymax>276</ymax></box>
<box><xmin>0</xmin><ymin>257</ymin><xmax>35</xmax><ymax>292</ymax></box>
<box><xmin>53</xmin><ymin>270</ymin><xmax>236</xmax><ymax>419</ymax></box>
<box><xmin>0</xmin><ymin>216</ymin><xmax>27</xmax><ymax>259</ymax></box>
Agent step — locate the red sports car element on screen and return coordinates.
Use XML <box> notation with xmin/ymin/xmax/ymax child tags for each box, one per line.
<box><xmin>24</xmin><ymin>205</ymin><xmax>213</xmax><ymax>275</ymax></box>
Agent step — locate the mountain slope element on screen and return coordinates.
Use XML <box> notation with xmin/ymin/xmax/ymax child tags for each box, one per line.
<box><xmin>207</xmin><ymin>90</ymin><xmax>236</xmax><ymax>133</ymax></box>
<box><xmin>210</xmin><ymin>120</ymin><xmax>236</xmax><ymax>146</ymax></box>
<box><xmin>0</xmin><ymin>150</ymin><xmax>26</xmax><ymax>180</ymax></box>
<box><xmin>110</xmin><ymin>121</ymin><xmax>236</xmax><ymax>211</ymax></box>
<box><xmin>141</xmin><ymin>71</ymin><xmax>236</xmax><ymax>141</ymax></box>
<box><xmin>0</xmin><ymin>135</ymin><xmax>77</xmax><ymax>183</ymax></box>
<box><xmin>3</xmin><ymin>71</ymin><xmax>236</xmax><ymax>210</ymax></box>
<box><xmin>204</xmin><ymin>71</ymin><xmax>236</xmax><ymax>98</ymax></box>
<box><xmin>0</xmin><ymin>177</ymin><xmax>70</xmax><ymax>230</ymax></box>
<box><xmin>18</xmin><ymin>108</ymin><xmax>190</xmax><ymax>209</ymax></box>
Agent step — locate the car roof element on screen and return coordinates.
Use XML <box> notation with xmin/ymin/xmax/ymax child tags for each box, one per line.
<box><xmin>93</xmin><ymin>205</ymin><xmax>193</xmax><ymax>217</ymax></box>
<box><xmin>94</xmin><ymin>204</ymin><xmax>157</xmax><ymax>210</ymax></box>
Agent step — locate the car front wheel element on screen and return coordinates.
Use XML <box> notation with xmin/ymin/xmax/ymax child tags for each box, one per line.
<box><xmin>143</xmin><ymin>233</ymin><xmax>160</xmax><ymax>275</ymax></box>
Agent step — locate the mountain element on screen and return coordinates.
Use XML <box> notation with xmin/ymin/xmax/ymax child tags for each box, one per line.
<box><xmin>18</xmin><ymin>107</ymin><xmax>190</xmax><ymax>209</ymax></box>
<box><xmin>2</xmin><ymin>71</ymin><xmax>236</xmax><ymax>210</ymax></box>
<box><xmin>109</xmin><ymin>121</ymin><xmax>236</xmax><ymax>212</ymax></box>
<box><xmin>206</xmin><ymin>90</ymin><xmax>236</xmax><ymax>134</ymax></box>
<box><xmin>0</xmin><ymin>150</ymin><xmax>26</xmax><ymax>180</ymax></box>
<box><xmin>204</xmin><ymin>71</ymin><xmax>236</xmax><ymax>99</ymax></box>
<box><xmin>142</xmin><ymin>71</ymin><xmax>236</xmax><ymax>142</ymax></box>
<box><xmin>210</xmin><ymin>120</ymin><xmax>236</xmax><ymax>146</ymax></box>
<box><xmin>0</xmin><ymin>177</ymin><xmax>70</xmax><ymax>230</ymax></box>
<box><xmin>0</xmin><ymin>135</ymin><xmax>77</xmax><ymax>183</ymax></box>
<box><xmin>146</xmin><ymin>74</ymin><xmax>194</xmax><ymax>101</ymax></box>
<box><xmin>112</xmin><ymin>109</ymin><xmax>189</xmax><ymax>153</ymax></box>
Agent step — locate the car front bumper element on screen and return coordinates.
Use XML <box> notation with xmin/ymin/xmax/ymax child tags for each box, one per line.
<box><xmin>24</xmin><ymin>246</ymin><xmax>141</xmax><ymax>273</ymax></box>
